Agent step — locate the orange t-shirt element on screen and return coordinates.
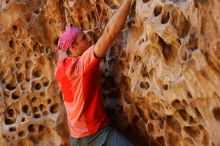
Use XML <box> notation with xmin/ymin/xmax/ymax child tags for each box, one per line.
<box><xmin>55</xmin><ymin>45</ymin><xmax>109</xmax><ymax>138</ymax></box>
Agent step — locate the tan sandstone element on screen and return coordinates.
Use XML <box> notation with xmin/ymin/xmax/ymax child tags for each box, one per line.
<box><xmin>0</xmin><ymin>0</ymin><xmax>220</xmax><ymax>146</ymax></box>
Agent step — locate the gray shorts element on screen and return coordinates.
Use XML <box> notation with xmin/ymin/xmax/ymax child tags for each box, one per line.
<box><xmin>71</xmin><ymin>126</ymin><xmax>134</xmax><ymax>146</ymax></box>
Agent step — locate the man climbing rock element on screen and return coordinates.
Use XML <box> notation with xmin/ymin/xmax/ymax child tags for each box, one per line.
<box><xmin>55</xmin><ymin>0</ymin><xmax>134</xmax><ymax>145</ymax></box>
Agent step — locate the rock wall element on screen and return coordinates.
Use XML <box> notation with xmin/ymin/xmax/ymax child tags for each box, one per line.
<box><xmin>0</xmin><ymin>0</ymin><xmax>69</xmax><ymax>145</ymax></box>
<box><xmin>0</xmin><ymin>0</ymin><xmax>220</xmax><ymax>146</ymax></box>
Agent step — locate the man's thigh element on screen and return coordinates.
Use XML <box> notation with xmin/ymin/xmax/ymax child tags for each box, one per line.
<box><xmin>70</xmin><ymin>127</ymin><xmax>133</xmax><ymax>146</ymax></box>
<box><xmin>70</xmin><ymin>128</ymin><xmax>107</xmax><ymax>146</ymax></box>
<box><xmin>104</xmin><ymin>127</ymin><xmax>134</xmax><ymax>146</ymax></box>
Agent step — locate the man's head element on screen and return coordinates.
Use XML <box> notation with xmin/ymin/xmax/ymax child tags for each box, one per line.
<box><xmin>57</xmin><ymin>27</ymin><xmax>92</xmax><ymax>56</ymax></box>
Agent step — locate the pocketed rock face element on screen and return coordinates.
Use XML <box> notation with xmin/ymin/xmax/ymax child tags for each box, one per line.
<box><xmin>0</xmin><ymin>0</ymin><xmax>220</xmax><ymax>146</ymax></box>
<box><xmin>0</xmin><ymin>0</ymin><xmax>70</xmax><ymax>146</ymax></box>
<box><xmin>110</xmin><ymin>0</ymin><xmax>220</xmax><ymax>146</ymax></box>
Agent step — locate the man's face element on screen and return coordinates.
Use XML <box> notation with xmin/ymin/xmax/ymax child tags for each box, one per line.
<box><xmin>71</xmin><ymin>31</ymin><xmax>92</xmax><ymax>55</ymax></box>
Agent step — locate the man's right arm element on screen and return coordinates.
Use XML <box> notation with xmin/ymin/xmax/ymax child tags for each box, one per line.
<box><xmin>94</xmin><ymin>0</ymin><xmax>133</xmax><ymax>58</ymax></box>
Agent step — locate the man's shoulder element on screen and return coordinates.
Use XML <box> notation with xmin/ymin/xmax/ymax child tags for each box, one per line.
<box><xmin>83</xmin><ymin>45</ymin><xmax>95</xmax><ymax>55</ymax></box>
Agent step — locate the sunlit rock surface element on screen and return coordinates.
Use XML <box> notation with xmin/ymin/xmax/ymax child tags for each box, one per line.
<box><xmin>0</xmin><ymin>0</ymin><xmax>220</xmax><ymax>146</ymax></box>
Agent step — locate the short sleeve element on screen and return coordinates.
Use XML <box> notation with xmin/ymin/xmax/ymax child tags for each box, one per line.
<box><xmin>77</xmin><ymin>45</ymin><xmax>101</xmax><ymax>71</ymax></box>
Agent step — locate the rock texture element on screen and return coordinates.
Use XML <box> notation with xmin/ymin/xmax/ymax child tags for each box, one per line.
<box><xmin>0</xmin><ymin>0</ymin><xmax>220</xmax><ymax>146</ymax></box>
<box><xmin>0</xmin><ymin>0</ymin><xmax>69</xmax><ymax>145</ymax></box>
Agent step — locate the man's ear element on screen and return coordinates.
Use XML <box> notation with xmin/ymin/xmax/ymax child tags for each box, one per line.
<box><xmin>70</xmin><ymin>45</ymin><xmax>76</xmax><ymax>52</ymax></box>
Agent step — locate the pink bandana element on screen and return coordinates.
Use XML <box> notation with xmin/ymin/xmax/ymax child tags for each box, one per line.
<box><xmin>57</xmin><ymin>27</ymin><xmax>81</xmax><ymax>51</ymax></box>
